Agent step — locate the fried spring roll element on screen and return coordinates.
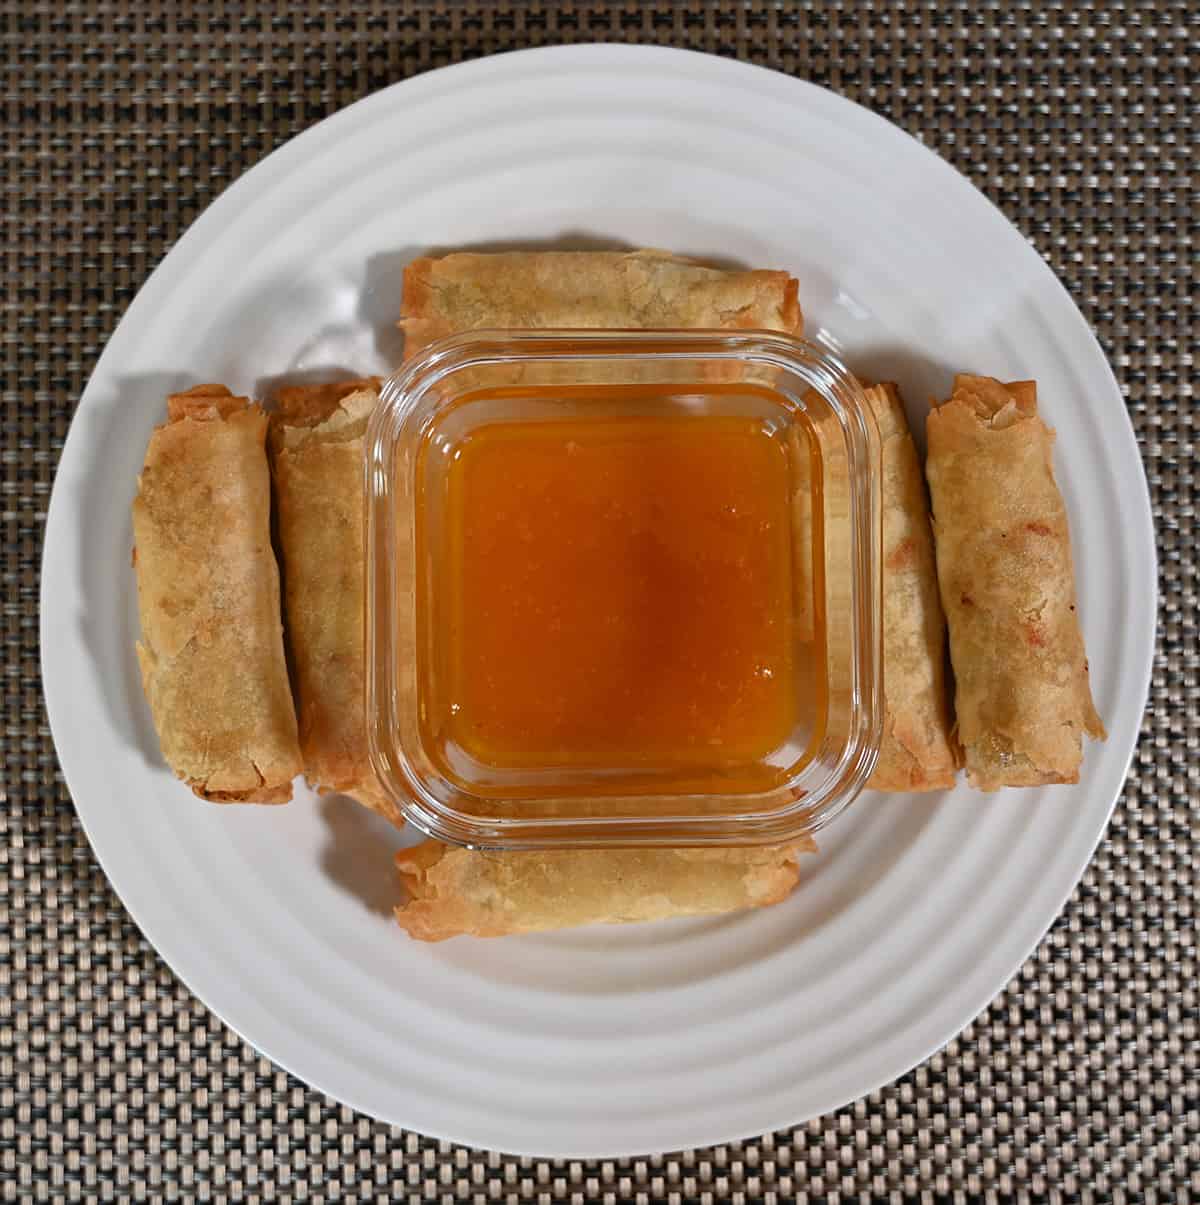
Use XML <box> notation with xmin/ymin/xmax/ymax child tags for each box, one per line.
<box><xmin>394</xmin><ymin>839</ymin><xmax>816</xmax><ymax>941</ymax></box>
<box><xmin>400</xmin><ymin>248</ymin><xmax>802</xmax><ymax>359</ymax></box>
<box><xmin>863</xmin><ymin>383</ymin><xmax>959</xmax><ymax>792</ymax></box>
<box><xmin>132</xmin><ymin>385</ymin><xmax>301</xmax><ymax>802</ymax></box>
<box><xmin>925</xmin><ymin>374</ymin><xmax>1105</xmax><ymax>790</ymax></box>
<box><xmin>270</xmin><ymin>379</ymin><xmax>403</xmax><ymax>825</ymax></box>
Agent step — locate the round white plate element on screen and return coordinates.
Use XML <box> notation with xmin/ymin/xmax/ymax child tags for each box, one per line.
<box><xmin>41</xmin><ymin>45</ymin><xmax>1155</xmax><ymax>1157</ymax></box>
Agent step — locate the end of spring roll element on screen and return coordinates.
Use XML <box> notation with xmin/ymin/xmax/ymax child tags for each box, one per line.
<box><xmin>925</xmin><ymin>374</ymin><xmax>1105</xmax><ymax>791</ymax></box>
<box><xmin>132</xmin><ymin>384</ymin><xmax>302</xmax><ymax>802</ymax></box>
<box><xmin>393</xmin><ymin>839</ymin><xmax>816</xmax><ymax>941</ymax></box>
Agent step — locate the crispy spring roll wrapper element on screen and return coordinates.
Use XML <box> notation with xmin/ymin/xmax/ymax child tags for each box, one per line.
<box><xmin>394</xmin><ymin>839</ymin><xmax>817</xmax><ymax>941</ymax></box>
<box><xmin>925</xmin><ymin>374</ymin><xmax>1105</xmax><ymax>791</ymax></box>
<box><xmin>400</xmin><ymin>248</ymin><xmax>802</xmax><ymax>359</ymax></box>
<box><xmin>270</xmin><ymin>380</ymin><xmax>403</xmax><ymax>825</ymax></box>
<box><xmin>863</xmin><ymin>384</ymin><xmax>959</xmax><ymax>792</ymax></box>
<box><xmin>132</xmin><ymin>385</ymin><xmax>302</xmax><ymax>802</ymax></box>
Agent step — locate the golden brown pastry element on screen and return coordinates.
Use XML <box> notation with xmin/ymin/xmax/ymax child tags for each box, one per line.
<box><xmin>394</xmin><ymin>839</ymin><xmax>816</xmax><ymax>941</ymax></box>
<box><xmin>399</xmin><ymin>248</ymin><xmax>802</xmax><ymax>359</ymax></box>
<box><xmin>270</xmin><ymin>379</ymin><xmax>403</xmax><ymax>825</ymax></box>
<box><xmin>132</xmin><ymin>385</ymin><xmax>302</xmax><ymax>802</ymax></box>
<box><xmin>863</xmin><ymin>383</ymin><xmax>959</xmax><ymax>792</ymax></box>
<box><xmin>925</xmin><ymin>374</ymin><xmax>1105</xmax><ymax>790</ymax></box>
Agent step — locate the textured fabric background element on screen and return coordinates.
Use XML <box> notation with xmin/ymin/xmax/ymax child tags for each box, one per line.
<box><xmin>2</xmin><ymin>1</ymin><xmax>1196</xmax><ymax>1200</ymax></box>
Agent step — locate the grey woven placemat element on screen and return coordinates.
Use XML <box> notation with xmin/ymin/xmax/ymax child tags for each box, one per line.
<box><xmin>2</xmin><ymin>1</ymin><xmax>1196</xmax><ymax>1199</ymax></box>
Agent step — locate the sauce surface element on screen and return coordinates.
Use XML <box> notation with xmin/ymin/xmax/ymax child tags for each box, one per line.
<box><xmin>434</xmin><ymin>413</ymin><xmax>797</xmax><ymax>780</ymax></box>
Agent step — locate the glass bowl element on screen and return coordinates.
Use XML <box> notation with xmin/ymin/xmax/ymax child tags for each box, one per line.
<box><xmin>365</xmin><ymin>330</ymin><xmax>881</xmax><ymax>848</ymax></box>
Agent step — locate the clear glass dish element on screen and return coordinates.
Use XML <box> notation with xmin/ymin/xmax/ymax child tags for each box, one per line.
<box><xmin>366</xmin><ymin>330</ymin><xmax>882</xmax><ymax>848</ymax></box>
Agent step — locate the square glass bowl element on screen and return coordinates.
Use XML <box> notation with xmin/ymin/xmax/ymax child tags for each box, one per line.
<box><xmin>366</xmin><ymin>330</ymin><xmax>882</xmax><ymax>848</ymax></box>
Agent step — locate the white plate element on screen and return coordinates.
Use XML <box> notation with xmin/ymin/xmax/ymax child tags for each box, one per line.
<box><xmin>41</xmin><ymin>45</ymin><xmax>1155</xmax><ymax>1157</ymax></box>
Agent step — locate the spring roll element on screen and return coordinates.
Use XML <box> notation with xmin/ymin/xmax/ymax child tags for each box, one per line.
<box><xmin>394</xmin><ymin>838</ymin><xmax>816</xmax><ymax>941</ymax></box>
<box><xmin>132</xmin><ymin>385</ymin><xmax>302</xmax><ymax>802</ymax></box>
<box><xmin>400</xmin><ymin>248</ymin><xmax>802</xmax><ymax>358</ymax></box>
<box><xmin>925</xmin><ymin>374</ymin><xmax>1105</xmax><ymax>790</ymax></box>
<box><xmin>863</xmin><ymin>383</ymin><xmax>959</xmax><ymax>792</ymax></box>
<box><xmin>270</xmin><ymin>379</ymin><xmax>403</xmax><ymax>825</ymax></box>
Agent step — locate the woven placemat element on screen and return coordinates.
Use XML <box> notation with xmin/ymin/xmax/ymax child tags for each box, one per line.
<box><xmin>3</xmin><ymin>1</ymin><xmax>1195</xmax><ymax>1199</ymax></box>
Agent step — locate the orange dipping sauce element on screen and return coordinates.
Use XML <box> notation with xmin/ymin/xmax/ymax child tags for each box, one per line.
<box><xmin>420</xmin><ymin>411</ymin><xmax>805</xmax><ymax>796</ymax></box>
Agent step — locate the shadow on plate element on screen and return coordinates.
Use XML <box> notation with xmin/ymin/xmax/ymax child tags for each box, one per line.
<box><xmin>318</xmin><ymin>794</ymin><xmax>415</xmax><ymax>920</ymax></box>
<box><xmin>359</xmin><ymin>245</ymin><xmax>424</xmax><ymax>368</ymax></box>
<box><xmin>785</xmin><ymin>789</ymin><xmax>947</xmax><ymax>935</ymax></box>
<box><xmin>848</xmin><ymin>344</ymin><xmax>957</xmax><ymax>452</ymax></box>
<box><xmin>253</xmin><ymin>363</ymin><xmax>366</xmax><ymax>404</ymax></box>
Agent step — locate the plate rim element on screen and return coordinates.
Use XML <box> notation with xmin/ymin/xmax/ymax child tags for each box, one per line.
<box><xmin>40</xmin><ymin>43</ymin><xmax>1158</xmax><ymax>1157</ymax></box>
